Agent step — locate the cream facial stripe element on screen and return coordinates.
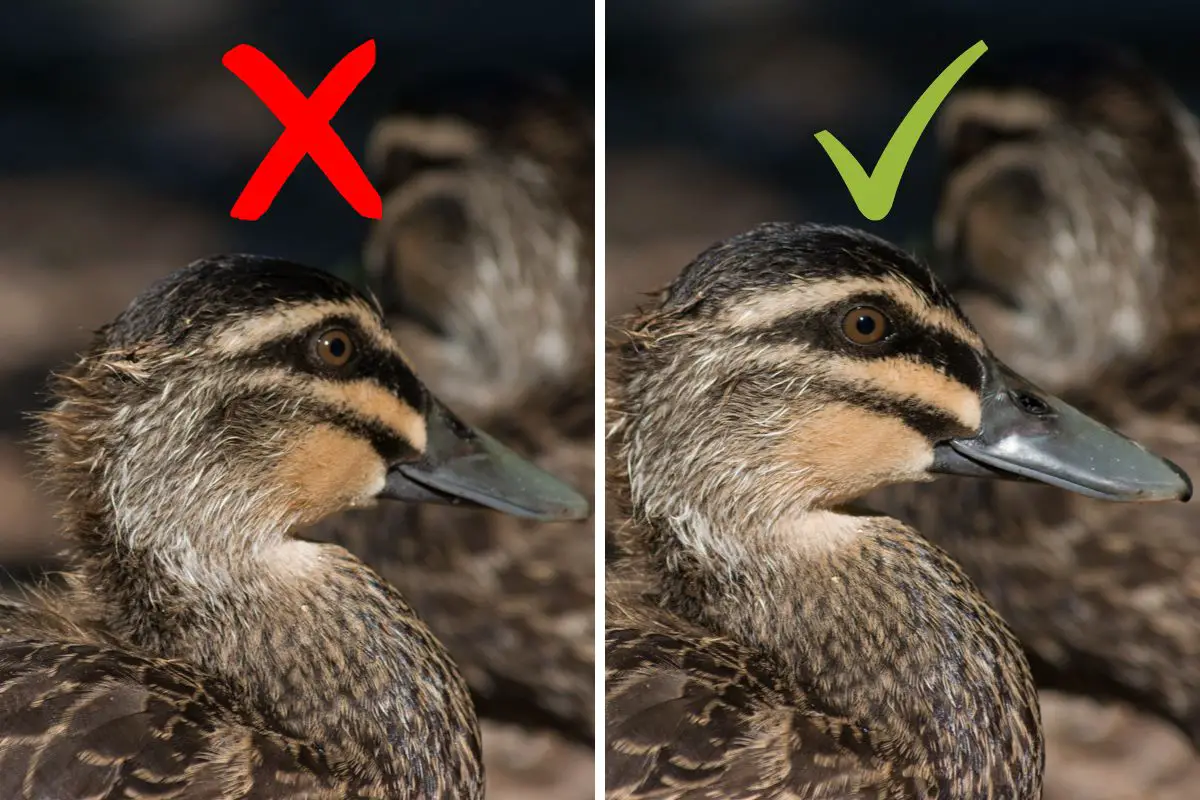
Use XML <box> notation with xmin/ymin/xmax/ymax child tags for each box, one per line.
<box><xmin>210</xmin><ymin>300</ymin><xmax>400</xmax><ymax>359</ymax></box>
<box><xmin>242</xmin><ymin>368</ymin><xmax>429</xmax><ymax>453</ymax></box>
<box><xmin>735</xmin><ymin>344</ymin><xmax>983</xmax><ymax>433</ymax></box>
<box><xmin>721</xmin><ymin>278</ymin><xmax>985</xmax><ymax>349</ymax></box>
<box><xmin>829</xmin><ymin>354</ymin><xmax>982</xmax><ymax>431</ymax></box>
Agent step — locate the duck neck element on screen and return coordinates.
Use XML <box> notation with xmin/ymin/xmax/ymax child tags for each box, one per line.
<box><xmin>640</xmin><ymin>506</ymin><xmax>1042</xmax><ymax>796</ymax></box>
<box><xmin>68</xmin><ymin>513</ymin><xmax>482</xmax><ymax>797</ymax></box>
<box><xmin>40</xmin><ymin>368</ymin><xmax>482</xmax><ymax>794</ymax></box>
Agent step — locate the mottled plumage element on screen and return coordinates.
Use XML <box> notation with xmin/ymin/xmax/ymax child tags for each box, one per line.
<box><xmin>605</xmin><ymin>222</ymin><xmax>1187</xmax><ymax>799</ymax></box>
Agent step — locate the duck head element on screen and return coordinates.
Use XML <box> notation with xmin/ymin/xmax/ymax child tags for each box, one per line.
<box><xmin>612</xmin><ymin>223</ymin><xmax>1189</xmax><ymax>536</ymax></box>
<box><xmin>41</xmin><ymin>255</ymin><xmax>590</xmax><ymax>563</ymax></box>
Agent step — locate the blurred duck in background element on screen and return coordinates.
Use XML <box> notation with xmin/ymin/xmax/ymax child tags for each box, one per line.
<box><xmin>363</xmin><ymin>73</ymin><xmax>593</xmax><ymax>418</ymax></box>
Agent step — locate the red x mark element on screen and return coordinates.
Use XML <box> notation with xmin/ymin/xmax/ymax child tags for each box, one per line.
<box><xmin>223</xmin><ymin>40</ymin><xmax>382</xmax><ymax>221</ymax></box>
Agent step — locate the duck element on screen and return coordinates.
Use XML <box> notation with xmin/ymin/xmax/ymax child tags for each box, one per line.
<box><xmin>604</xmin><ymin>222</ymin><xmax>1190</xmax><ymax>799</ymax></box>
<box><xmin>313</xmin><ymin>74</ymin><xmax>596</xmax><ymax>741</ymax></box>
<box><xmin>929</xmin><ymin>40</ymin><xmax>1200</xmax><ymax>393</ymax></box>
<box><xmin>869</xmin><ymin>41</ymin><xmax>1200</xmax><ymax>746</ymax></box>
<box><xmin>0</xmin><ymin>254</ymin><xmax>590</xmax><ymax>798</ymax></box>
<box><xmin>362</xmin><ymin>71</ymin><xmax>593</xmax><ymax>419</ymax></box>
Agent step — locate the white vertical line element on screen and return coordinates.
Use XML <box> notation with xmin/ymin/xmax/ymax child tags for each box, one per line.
<box><xmin>592</xmin><ymin>0</ymin><xmax>607</xmax><ymax>796</ymax></box>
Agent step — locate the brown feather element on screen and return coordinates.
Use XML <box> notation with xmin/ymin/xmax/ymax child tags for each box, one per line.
<box><xmin>606</xmin><ymin>224</ymin><xmax>1045</xmax><ymax>799</ymax></box>
<box><xmin>0</xmin><ymin>257</ymin><xmax>490</xmax><ymax>798</ymax></box>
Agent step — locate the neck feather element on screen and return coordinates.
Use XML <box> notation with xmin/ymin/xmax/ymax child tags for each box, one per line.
<box><xmin>70</xmin><ymin>537</ymin><xmax>482</xmax><ymax>796</ymax></box>
<box><xmin>636</xmin><ymin>504</ymin><xmax>1042</xmax><ymax>797</ymax></box>
<box><xmin>42</xmin><ymin>382</ymin><xmax>482</xmax><ymax>795</ymax></box>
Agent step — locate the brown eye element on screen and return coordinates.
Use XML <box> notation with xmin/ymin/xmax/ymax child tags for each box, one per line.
<box><xmin>313</xmin><ymin>328</ymin><xmax>355</xmax><ymax>367</ymax></box>
<box><xmin>841</xmin><ymin>307</ymin><xmax>890</xmax><ymax>345</ymax></box>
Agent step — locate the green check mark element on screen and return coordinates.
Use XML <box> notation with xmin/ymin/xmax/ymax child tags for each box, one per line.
<box><xmin>816</xmin><ymin>40</ymin><xmax>988</xmax><ymax>221</ymax></box>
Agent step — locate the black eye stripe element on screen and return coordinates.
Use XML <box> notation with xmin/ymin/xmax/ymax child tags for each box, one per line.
<box><xmin>711</xmin><ymin>370</ymin><xmax>971</xmax><ymax>441</ymax></box>
<box><xmin>733</xmin><ymin>297</ymin><xmax>984</xmax><ymax>392</ymax></box>
<box><xmin>325</xmin><ymin>408</ymin><xmax>421</xmax><ymax>462</ymax></box>
<box><xmin>808</xmin><ymin>378</ymin><xmax>971</xmax><ymax>440</ymax></box>
<box><xmin>195</xmin><ymin>390</ymin><xmax>423</xmax><ymax>463</ymax></box>
<box><xmin>897</xmin><ymin>330</ymin><xmax>984</xmax><ymax>393</ymax></box>
<box><xmin>235</xmin><ymin>319</ymin><xmax>428</xmax><ymax>414</ymax></box>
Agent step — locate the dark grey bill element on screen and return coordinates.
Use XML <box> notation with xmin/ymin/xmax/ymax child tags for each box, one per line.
<box><xmin>932</xmin><ymin>360</ymin><xmax>1192</xmax><ymax>503</ymax></box>
<box><xmin>380</xmin><ymin>401</ymin><xmax>591</xmax><ymax>521</ymax></box>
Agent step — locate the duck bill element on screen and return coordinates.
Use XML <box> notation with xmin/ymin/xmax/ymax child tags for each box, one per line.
<box><xmin>380</xmin><ymin>401</ymin><xmax>591</xmax><ymax>522</ymax></box>
<box><xmin>932</xmin><ymin>360</ymin><xmax>1192</xmax><ymax>503</ymax></box>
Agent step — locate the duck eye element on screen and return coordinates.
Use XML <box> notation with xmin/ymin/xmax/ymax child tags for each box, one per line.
<box><xmin>312</xmin><ymin>328</ymin><xmax>355</xmax><ymax>368</ymax></box>
<box><xmin>841</xmin><ymin>307</ymin><xmax>891</xmax><ymax>345</ymax></box>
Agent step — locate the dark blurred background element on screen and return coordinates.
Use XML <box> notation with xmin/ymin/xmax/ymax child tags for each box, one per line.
<box><xmin>607</xmin><ymin>0</ymin><xmax>1200</xmax><ymax>311</ymax></box>
<box><xmin>607</xmin><ymin>1</ymin><xmax>1200</xmax><ymax>797</ymax></box>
